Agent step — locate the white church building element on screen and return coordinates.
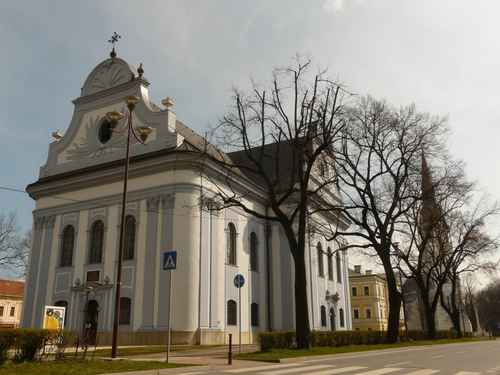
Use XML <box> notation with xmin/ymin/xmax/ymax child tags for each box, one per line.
<box><xmin>21</xmin><ymin>50</ymin><xmax>352</xmax><ymax>346</ymax></box>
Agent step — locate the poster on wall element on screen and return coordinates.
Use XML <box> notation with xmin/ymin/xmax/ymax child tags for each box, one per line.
<box><xmin>43</xmin><ymin>306</ymin><xmax>65</xmax><ymax>330</ymax></box>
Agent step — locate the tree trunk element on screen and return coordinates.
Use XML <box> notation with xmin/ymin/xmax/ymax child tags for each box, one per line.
<box><xmin>292</xmin><ymin>245</ymin><xmax>311</xmax><ymax>349</ymax></box>
<box><xmin>380</xmin><ymin>251</ymin><xmax>401</xmax><ymax>343</ymax></box>
<box><xmin>422</xmin><ymin>294</ymin><xmax>437</xmax><ymax>340</ymax></box>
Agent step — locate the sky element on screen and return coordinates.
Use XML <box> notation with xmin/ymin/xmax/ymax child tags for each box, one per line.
<box><xmin>1</xmin><ymin>0</ymin><xmax>499</xmax><ymax>275</ymax></box>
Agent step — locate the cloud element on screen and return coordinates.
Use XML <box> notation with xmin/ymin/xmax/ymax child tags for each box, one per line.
<box><xmin>324</xmin><ymin>0</ymin><xmax>345</xmax><ymax>14</ymax></box>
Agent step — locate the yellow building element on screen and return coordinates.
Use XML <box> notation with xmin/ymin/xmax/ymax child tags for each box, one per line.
<box><xmin>349</xmin><ymin>266</ymin><xmax>391</xmax><ymax>331</ymax></box>
<box><xmin>0</xmin><ymin>279</ymin><xmax>24</xmax><ymax>328</ymax></box>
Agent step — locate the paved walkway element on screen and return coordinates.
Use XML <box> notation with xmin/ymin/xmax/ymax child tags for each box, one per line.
<box><xmin>101</xmin><ymin>344</ymin><xmax>266</xmax><ymax>375</ymax></box>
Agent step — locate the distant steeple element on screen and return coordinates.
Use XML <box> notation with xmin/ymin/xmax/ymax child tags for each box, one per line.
<box><xmin>420</xmin><ymin>152</ymin><xmax>448</xmax><ymax>239</ymax></box>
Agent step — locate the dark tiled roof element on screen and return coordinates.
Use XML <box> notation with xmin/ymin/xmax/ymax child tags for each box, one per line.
<box><xmin>227</xmin><ymin>140</ymin><xmax>300</xmax><ymax>193</ymax></box>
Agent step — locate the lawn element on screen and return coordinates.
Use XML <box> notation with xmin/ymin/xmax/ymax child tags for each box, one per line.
<box><xmin>234</xmin><ymin>338</ymin><xmax>484</xmax><ymax>360</ymax></box>
<box><xmin>0</xmin><ymin>358</ymin><xmax>192</xmax><ymax>375</ymax></box>
<box><xmin>0</xmin><ymin>338</ymin><xmax>487</xmax><ymax>375</ymax></box>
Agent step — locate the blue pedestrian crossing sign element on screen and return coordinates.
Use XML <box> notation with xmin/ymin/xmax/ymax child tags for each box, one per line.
<box><xmin>163</xmin><ymin>251</ymin><xmax>178</xmax><ymax>270</ymax></box>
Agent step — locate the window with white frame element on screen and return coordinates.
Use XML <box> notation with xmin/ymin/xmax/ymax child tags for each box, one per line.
<box><xmin>227</xmin><ymin>223</ymin><xmax>237</xmax><ymax>265</ymax></box>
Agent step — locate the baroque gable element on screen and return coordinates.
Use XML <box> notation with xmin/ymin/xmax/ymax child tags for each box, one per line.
<box><xmin>37</xmin><ymin>57</ymin><xmax>183</xmax><ymax>179</ymax></box>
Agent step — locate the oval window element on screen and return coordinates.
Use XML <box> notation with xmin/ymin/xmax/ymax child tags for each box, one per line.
<box><xmin>99</xmin><ymin>120</ymin><xmax>112</xmax><ymax>144</ymax></box>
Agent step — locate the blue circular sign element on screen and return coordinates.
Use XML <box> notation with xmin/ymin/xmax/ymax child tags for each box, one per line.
<box><xmin>234</xmin><ymin>274</ymin><xmax>245</xmax><ymax>288</ymax></box>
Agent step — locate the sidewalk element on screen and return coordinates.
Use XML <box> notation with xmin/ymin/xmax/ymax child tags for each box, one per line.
<box><xmin>101</xmin><ymin>344</ymin><xmax>265</xmax><ymax>375</ymax></box>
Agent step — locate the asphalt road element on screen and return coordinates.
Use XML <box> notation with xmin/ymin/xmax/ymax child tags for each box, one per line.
<box><xmin>179</xmin><ymin>340</ymin><xmax>500</xmax><ymax>375</ymax></box>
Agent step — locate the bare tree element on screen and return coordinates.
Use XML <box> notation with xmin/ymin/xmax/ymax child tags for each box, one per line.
<box><xmin>396</xmin><ymin>150</ymin><xmax>498</xmax><ymax>339</ymax></box>
<box><xmin>328</xmin><ymin>96</ymin><xmax>449</xmax><ymax>343</ymax></box>
<box><xmin>477</xmin><ymin>279</ymin><xmax>500</xmax><ymax>336</ymax></box>
<box><xmin>462</xmin><ymin>274</ymin><xmax>479</xmax><ymax>333</ymax></box>
<box><xmin>439</xmin><ymin>207</ymin><xmax>498</xmax><ymax>337</ymax></box>
<box><xmin>0</xmin><ymin>212</ymin><xmax>30</xmax><ymax>280</ymax></box>
<box><xmin>201</xmin><ymin>55</ymin><xmax>350</xmax><ymax>348</ymax></box>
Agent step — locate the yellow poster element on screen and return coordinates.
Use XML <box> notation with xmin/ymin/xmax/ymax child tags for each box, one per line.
<box><xmin>43</xmin><ymin>306</ymin><xmax>65</xmax><ymax>330</ymax></box>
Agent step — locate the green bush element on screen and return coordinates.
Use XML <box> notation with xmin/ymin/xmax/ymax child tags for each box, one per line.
<box><xmin>259</xmin><ymin>329</ymin><xmax>470</xmax><ymax>350</ymax></box>
<box><xmin>0</xmin><ymin>329</ymin><xmax>19</xmax><ymax>364</ymax></box>
<box><xmin>258</xmin><ymin>331</ymin><xmax>296</xmax><ymax>351</ymax></box>
<box><xmin>12</xmin><ymin>328</ymin><xmax>54</xmax><ymax>362</ymax></box>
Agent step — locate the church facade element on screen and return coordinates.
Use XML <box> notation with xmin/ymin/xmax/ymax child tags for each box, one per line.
<box><xmin>21</xmin><ymin>52</ymin><xmax>351</xmax><ymax>345</ymax></box>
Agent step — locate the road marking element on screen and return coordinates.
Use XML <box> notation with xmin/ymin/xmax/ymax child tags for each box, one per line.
<box><xmin>226</xmin><ymin>363</ymin><xmax>301</xmax><ymax>373</ymax></box>
<box><xmin>352</xmin><ymin>368</ymin><xmax>403</xmax><ymax>375</ymax></box>
<box><xmin>297</xmin><ymin>366</ymin><xmax>367</xmax><ymax>375</ymax></box>
<box><xmin>457</xmin><ymin>351</ymin><xmax>467</xmax><ymax>353</ymax></box>
<box><xmin>385</xmin><ymin>362</ymin><xmax>409</xmax><ymax>367</ymax></box>
<box><xmin>455</xmin><ymin>372</ymin><xmax>481</xmax><ymax>375</ymax></box>
<box><xmin>474</xmin><ymin>348</ymin><xmax>482</xmax><ymax>351</ymax></box>
<box><xmin>403</xmin><ymin>370</ymin><xmax>440</xmax><ymax>375</ymax></box>
<box><xmin>431</xmin><ymin>355</ymin><xmax>446</xmax><ymax>358</ymax></box>
<box><xmin>257</xmin><ymin>364</ymin><xmax>332</xmax><ymax>375</ymax></box>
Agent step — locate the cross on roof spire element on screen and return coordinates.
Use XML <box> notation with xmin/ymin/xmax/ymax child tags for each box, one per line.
<box><xmin>108</xmin><ymin>32</ymin><xmax>121</xmax><ymax>58</ymax></box>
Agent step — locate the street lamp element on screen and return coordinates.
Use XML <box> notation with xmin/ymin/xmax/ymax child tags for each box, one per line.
<box><xmin>82</xmin><ymin>286</ymin><xmax>93</xmax><ymax>347</ymax></box>
<box><xmin>106</xmin><ymin>95</ymin><xmax>153</xmax><ymax>358</ymax></box>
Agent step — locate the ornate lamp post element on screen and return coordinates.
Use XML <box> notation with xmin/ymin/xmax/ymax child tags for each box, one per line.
<box><xmin>325</xmin><ymin>290</ymin><xmax>340</xmax><ymax>331</ymax></box>
<box><xmin>106</xmin><ymin>96</ymin><xmax>153</xmax><ymax>358</ymax></box>
<box><xmin>82</xmin><ymin>286</ymin><xmax>93</xmax><ymax>346</ymax></box>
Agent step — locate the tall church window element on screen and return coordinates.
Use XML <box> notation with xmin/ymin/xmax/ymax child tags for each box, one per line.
<box><xmin>251</xmin><ymin>303</ymin><xmax>259</xmax><ymax>326</ymax></box>
<box><xmin>89</xmin><ymin>220</ymin><xmax>104</xmax><ymax>264</ymax></box>
<box><xmin>250</xmin><ymin>232</ymin><xmax>258</xmax><ymax>271</ymax></box>
<box><xmin>61</xmin><ymin>225</ymin><xmax>75</xmax><ymax>267</ymax></box>
<box><xmin>339</xmin><ymin>308</ymin><xmax>345</xmax><ymax>327</ymax></box>
<box><xmin>227</xmin><ymin>300</ymin><xmax>237</xmax><ymax>325</ymax></box>
<box><xmin>317</xmin><ymin>243</ymin><xmax>324</xmax><ymax>277</ymax></box>
<box><xmin>321</xmin><ymin>305</ymin><xmax>327</xmax><ymax>327</ymax></box>
<box><xmin>227</xmin><ymin>223</ymin><xmax>236</xmax><ymax>265</ymax></box>
<box><xmin>336</xmin><ymin>252</ymin><xmax>342</xmax><ymax>283</ymax></box>
<box><xmin>119</xmin><ymin>297</ymin><xmax>131</xmax><ymax>325</ymax></box>
<box><xmin>123</xmin><ymin>215</ymin><xmax>136</xmax><ymax>261</ymax></box>
<box><xmin>327</xmin><ymin>247</ymin><xmax>333</xmax><ymax>281</ymax></box>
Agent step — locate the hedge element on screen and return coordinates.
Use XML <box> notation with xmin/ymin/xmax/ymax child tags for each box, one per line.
<box><xmin>0</xmin><ymin>328</ymin><xmax>77</xmax><ymax>364</ymax></box>
<box><xmin>258</xmin><ymin>329</ymin><xmax>467</xmax><ymax>350</ymax></box>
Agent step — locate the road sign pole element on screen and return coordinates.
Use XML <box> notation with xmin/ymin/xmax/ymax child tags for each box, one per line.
<box><xmin>166</xmin><ymin>269</ymin><xmax>173</xmax><ymax>363</ymax></box>
<box><xmin>238</xmin><ymin>285</ymin><xmax>242</xmax><ymax>354</ymax></box>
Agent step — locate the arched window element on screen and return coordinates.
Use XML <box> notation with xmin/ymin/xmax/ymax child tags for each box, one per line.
<box><xmin>251</xmin><ymin>303</ymin><xmax>259</xmax><ymax>326</ymax></box>
<box><xmin>339</xmin><ymin>308</ymin><xmax>345</xmax><ymax>327</ymax></box>
<box><xmin>123</xmin><ymin>215</ymin><xmax>136</xmax><ymax>261</ymax></box>
<box><xmin>60</xmin><ymin>226</ymin><xmax>75</xmax><ymax>267</ymax></box>
<box><xmin>321</xmin><ymin>305</ymin><xmax>327</xmax><ymax>327</ymax></box>
<box><xmin>227</xmin><ymin>223</ymin><xmax>236</xmax><ymax>265</ymax></box>
<box><xmin>89</xmin><ymin>220</ymin><xmax>104</xmax><ymax>264</ymax></box>
<box><xmin>119</xmin><ymin>297</ymin><xmax>131</xmax><ymax>325</ymax></box>
<box><xmin>250</xmin><ymin>232</ymin><xmax>258</xmax><ymax>271</ymax></box>
<box><xmin>327</xmin><ymin>247</ymin><xmax>333</xmax><ymax>281</ymax></box>
<box><xmin>227</xmin><ymin>300</ymin><xmax>237</xmax><ymax>325</ymax></box>
<box><xmin>317</xmin><ymin>243</ymin><xmax>324</xmax><ymax>277</ymax></box>
<box><xmin>54</xmin><ymin>300</ymin><xmax>68</xmax><ymax>327</ymax></box>
<box><xmin>336</xmin><ymin>252</ymin><xmax>342</xmax><ymax>283</ymax></box>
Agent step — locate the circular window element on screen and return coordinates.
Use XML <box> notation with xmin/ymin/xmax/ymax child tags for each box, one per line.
<box><xmin>99</xmin><ymin>120</ymin><xmax>112</xmax><ymax>144</ymax></box>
